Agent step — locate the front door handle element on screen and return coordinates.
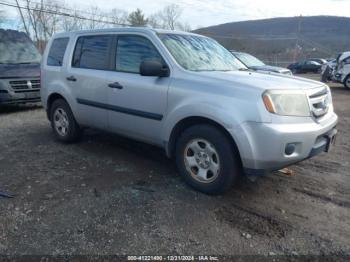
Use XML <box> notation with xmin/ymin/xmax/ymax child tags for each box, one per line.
<box><xmin>108</xmin><ymin>82</ymin><xmax>123</xmax><ymax>89</ymax></box>
<box><xmin>66</xmin><ymin>76</ymin><xmax>77</xmax><ymax>82</ymax></box>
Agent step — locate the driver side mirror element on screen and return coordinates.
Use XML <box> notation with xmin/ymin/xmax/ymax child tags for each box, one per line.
<box><xmin>140</xmin><ymin>61</ymin><xmax>170</xmax><ymax>77</ymax></box>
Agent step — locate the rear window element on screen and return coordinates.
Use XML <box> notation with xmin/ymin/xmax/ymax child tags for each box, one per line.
<box><xmin>72</xmin><ymin>35</ymin><xmax>113</xmax><ymax>70</ymax></box>
<box><xmin>47</xmin><ymin>38</ymin><xmax>69</xmax><ymax>66</ymax></box>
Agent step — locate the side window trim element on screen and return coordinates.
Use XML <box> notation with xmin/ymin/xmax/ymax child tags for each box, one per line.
<box><xmin>71</xmin><ymin>34</ymin><xmax>115</xmax><ymax>71</ymax></box>
<box><xmin>47</xmin><ymin>37</ymin><xmax>69</xmax><ymax>67</ymax></box>
<box><xmin>71</xmin><ymin>36</ymin><xmax>84</xmax><ymax>68</ymax></box>
<box><xmin>115</xmin><ymin>34</ymin><xmax>169</xmax><ymax>75</ymax></box>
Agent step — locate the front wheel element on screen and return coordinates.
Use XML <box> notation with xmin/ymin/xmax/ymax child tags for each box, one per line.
<box><xmin>50</xmin><ymin>99</ymin><xmax>82</xmax><ymax>143</ymax></box>
<box><xmin>175</xmin><ymin>124</ymin><xmax>241</xmax><ymax>195</ymax></box>
<box><xmin>344</xmin><ymin>75</ymin><xmax>350</xmax><ymax>89</ymax></box>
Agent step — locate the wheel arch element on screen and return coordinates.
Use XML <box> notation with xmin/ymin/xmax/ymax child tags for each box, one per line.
<box><xmin>166</xmin><ymin>116</ymin><xmax>242</xmax><ymax>167</ymax></box>
<box><xmin>344</xmin><ymin>74</ymin><xmax>350</xmax><ymax>88</ymax></box>
<box><xmin>46</xmin><ymin>93</ymin><xmax>69</xmax><ymax>121</ymax></box>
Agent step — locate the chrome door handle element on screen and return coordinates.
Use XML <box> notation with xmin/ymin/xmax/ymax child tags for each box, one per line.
<box><xmin>108</xmin><ymin>82</ymin><xmax>123</xmax><ymax>89</ymax></box>
<box><xmin>66</xmin><ymin>76</ymin><xmax>77</xmax><ymax>82</ymax></box>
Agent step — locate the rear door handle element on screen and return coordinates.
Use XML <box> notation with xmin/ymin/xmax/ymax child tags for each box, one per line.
<box><xmin>66</xmin><ymin>76</ymin><xmax>77</xmax><ymax>82</ymax></box>
<box><xmin>108</xmin><ymin>82</ymin><xmax>123</xmax><ymax>89</ymax></box>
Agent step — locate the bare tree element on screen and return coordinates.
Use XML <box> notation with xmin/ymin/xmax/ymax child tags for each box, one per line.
<box><xmin>12</xmin><ymin>0</ymin><xmax>191</xmax><ymax>52</ymax></box>
<box><xmin>37</xmin><ymin>2</ymin><xmax>61</xmax><ymax>41</ymax></box>
<box><xmin>15</xmin><ymin>0</ymin><xmax>30</xmax><ymax>36</ymax></box>
<box><xmin>84</xmin><ymin>6</ymin><xmax>105</xmax><ymax>29</ymax></box>
<box><xmin>148</xmin><ymin>14</ymin><xmax>162</xmax><ymax>29</ymax></box>
<box><xmin>109</xmin><ymin>8</ymin><xmax>128</xmax><ymax>26</ymax></box>
<box><xmin>148</xmin><ymin>4</ymin><xmax>189</xmax><ymax>31</ymax></box>
<box><xmin>158</xmin><ymin>4</ymin><xmax>182</xmax><ymax>30</ymax></box>
<box><xmin>177</xmin><ymin>22</ymin><xmax>192</xmax><ymax>32</ymax></box>
<box><xmin>60</xmin><ymin>9</ymin><xmax>84</xmax><ymax>32</ymax></box>
<box><xmin>14</xmin><ymin>0</ymin><xmax>62</xmax><ymax>51</ymax></box>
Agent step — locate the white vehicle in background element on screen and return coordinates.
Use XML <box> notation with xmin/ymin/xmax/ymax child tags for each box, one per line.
<box><xmin>321</xmin><ymin>59</ymin><xmax>337</xmax><ymax>83</ymax></box>
<box><xmin>321</xmin><ymin>59</ymin><xmax>337</xmax><ymax>73</ymax></box>
<box><xmin>334</xmin><ymin>51</ymin><xmax>350</xmax><ymax>89</ymax></box>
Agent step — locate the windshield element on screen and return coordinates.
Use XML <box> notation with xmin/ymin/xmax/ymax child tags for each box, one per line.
<box><xmin>234</xmin><ymin>53</ymin><xmax>265</xmax><ymax>67</ymax></box>
<box><xmin>0</xmin><ymin>30</ymin><xmax>41</xmax><ymax>64</ymax></box>
<box><xmin>158</xmin><ymin>34</ymin><xmax>245</xmax><ymax>72</ymax></box>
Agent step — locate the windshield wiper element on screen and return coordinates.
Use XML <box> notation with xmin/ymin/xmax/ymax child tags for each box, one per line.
<box><xmin>239</xmin><ymin>68</ymin><xmax>249</xmax><ymax>71</ymax></box>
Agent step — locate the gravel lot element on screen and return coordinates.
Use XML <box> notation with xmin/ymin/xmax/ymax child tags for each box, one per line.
<box><xmin>0</xmin><ymin>75</ymin><xmax>349</xmax><ymax>258</ymax></box>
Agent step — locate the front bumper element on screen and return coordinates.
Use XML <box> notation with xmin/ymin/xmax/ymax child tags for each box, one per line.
<box><xmin>0</xmin><ymin>90</ymin><xmax>41</xmax><ymax>104</ymax></box>
<box><xmin>231</xmin><ymin>113</ymin><xmax>338</xmax><ymax>176</ymax></box>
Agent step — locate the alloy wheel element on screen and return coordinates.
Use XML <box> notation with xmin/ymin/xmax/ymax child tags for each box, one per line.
<box><xmin>53</xmin><ymin>108</ymin><xmax>69</xmax><ymax>137</ymax></box>
<box><xmin>184</xmin><ymin>139</ymin><xmax>220</xmax><ymax>183</ymax></box>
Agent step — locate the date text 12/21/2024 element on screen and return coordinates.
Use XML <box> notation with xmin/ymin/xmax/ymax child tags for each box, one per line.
<box><xmin>127</xmin><ymin>256</ymin><xmax>219</xmax><ymax>261</ymax></box>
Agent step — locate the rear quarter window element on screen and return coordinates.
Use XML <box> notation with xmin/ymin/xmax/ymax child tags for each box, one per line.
<box><xmin>47</xmin><ymin>37</ymin><xmax>69</xmax><ymax>66</ymax></box>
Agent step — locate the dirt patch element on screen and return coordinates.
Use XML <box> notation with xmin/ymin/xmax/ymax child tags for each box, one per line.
<box><xmin>0</xmin><ymin>76</ymin><xmax>349</xmax><ymax>256</ymax></box>
<box><xmin>215</xmin><ymin>204</ymin><xmax>292</xmax><ymax>238</ymax></box>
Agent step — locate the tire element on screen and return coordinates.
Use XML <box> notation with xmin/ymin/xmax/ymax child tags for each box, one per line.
<box><xmin>175</xmin><ymin>124</ymin><xmax>241</xmax><ymax>195</ymax></box>
<box><xmin>50</xmin><ymin>99</ymin><xmax>82</xmax><ymax>143</ymax></box>
<box><xmin>344</xmin><ymin>75</ymin><xmax>350</xmax><ymax>89</ymax></box>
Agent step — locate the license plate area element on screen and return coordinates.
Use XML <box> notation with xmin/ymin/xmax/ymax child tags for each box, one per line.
<box><xmin>25</xmin><ymin>91</ymin><xmax>40</xmax><ymax>99</ymax></box>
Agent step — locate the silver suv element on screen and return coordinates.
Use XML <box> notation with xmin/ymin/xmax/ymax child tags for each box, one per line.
<box><xmin>41</xmin><ymin>28</ymin><xmax>338</xmax><ymax>194</ymax></box>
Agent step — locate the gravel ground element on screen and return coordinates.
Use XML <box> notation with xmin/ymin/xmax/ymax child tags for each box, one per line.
<box><xmin>0</xmin><ymin>75</ymin><xmax>349</xmax><ymax>258</ymax></box>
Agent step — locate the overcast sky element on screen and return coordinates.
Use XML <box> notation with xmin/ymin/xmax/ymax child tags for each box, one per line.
<box><xmin>1</xmin><ymin>0</ymin><xmax>350</xmax><ymax>28</ymax></box>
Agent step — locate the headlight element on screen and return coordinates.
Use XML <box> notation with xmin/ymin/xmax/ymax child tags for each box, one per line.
<box><xmin>262</xmin><ymin>90</ymin><xmax>310</xmax><ymax>117</ymax></box>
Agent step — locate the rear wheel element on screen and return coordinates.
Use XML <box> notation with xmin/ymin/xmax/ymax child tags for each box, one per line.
<box><xmin>344</xmin><ymin>75</ymin><xmax>350</xmax><ymax>89</ymax></box>
<box><xmin>175</xmin><ymin>124</ymin><xmax>241</xmax><ymax>195</ymax></box>
<box><xmin>50</xmin><ymin>99</ymin><xmax>82</xmax><ymax>143</ymax></box>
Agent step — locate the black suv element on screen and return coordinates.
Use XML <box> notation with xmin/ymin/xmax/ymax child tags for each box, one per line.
<box><xmin>0</xmin><ymin>29</ymin><xmax>41</xmax><ymax>105</ymax></box>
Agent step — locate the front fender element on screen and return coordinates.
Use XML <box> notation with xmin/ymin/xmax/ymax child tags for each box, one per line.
<box><xmin>162</xmin><ymin>103</ymin><xmax>235</xmax><ymax>143</ymax></box>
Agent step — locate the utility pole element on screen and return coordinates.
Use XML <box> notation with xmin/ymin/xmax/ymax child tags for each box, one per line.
<box><xmin>293</xmin><ymin>15</ymin><xmax>302</xmax><ymax>63</ymax></box>
<box><xmin>15</xmin><ymin>0</ymin><xmax>30</xmax><ymax>36</ymax></box>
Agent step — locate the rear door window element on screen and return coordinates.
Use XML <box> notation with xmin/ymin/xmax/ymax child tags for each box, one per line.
<box><xmin>116</xmin><ymin>35</ymin><xmax>163</xmax><ymax>74</ymax></box>
<box><xmin>72</xmin><ymin>35</ymin><xmax>113</xmax><ymax>70</ymax></box>
<box><xmin>47</xmin><ymin>38</ymin><xmax>69</xmax><ymax>66</ymax></box>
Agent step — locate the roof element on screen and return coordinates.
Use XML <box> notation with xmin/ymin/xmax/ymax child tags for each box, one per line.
<box><xmin>53</xmin><ymin>27</ymin><xmax>202</xmax><ymax>38</ymax></box>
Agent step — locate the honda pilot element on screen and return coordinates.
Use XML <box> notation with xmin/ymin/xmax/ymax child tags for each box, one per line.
<box><xmin>41</xmin><ymin>28</ymin><xmax>338</xmax><ymax>194</ymax></box>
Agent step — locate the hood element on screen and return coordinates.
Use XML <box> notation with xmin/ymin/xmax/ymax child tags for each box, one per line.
<box><xmin>194</xmin><ymin>70</ymin><xmax>325</xmax><ymax>91</ymax></box>
<box><xmin>249</xmin><ymin>65</ymin><xmax>291</xmax><ymax>74</ymax></box>
<box><xmin>0</xmin><ymin>63</ymin><xmax>40</xmax><ymax>79</ymax></box>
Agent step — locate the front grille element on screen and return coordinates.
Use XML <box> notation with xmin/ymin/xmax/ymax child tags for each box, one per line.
<box><xmin>308</xmin><ymin>87</ymin><xmax>330</xmax><ymax>119</ymax></box>
<box><xmin>9</xmin><ymin>79</ymin><xmax>40</xmax><ymax>91</ymax></box>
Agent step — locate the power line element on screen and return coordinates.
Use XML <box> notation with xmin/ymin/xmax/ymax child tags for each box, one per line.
<box><xmin>15</xmin><ymin>0</ymin><xmax>126</xmax><ymax>22</ymax></box>
<box><xmin>0</xmin><ymin>0</ymin><xmax>130</xmax><ymax>26</ymax></box>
